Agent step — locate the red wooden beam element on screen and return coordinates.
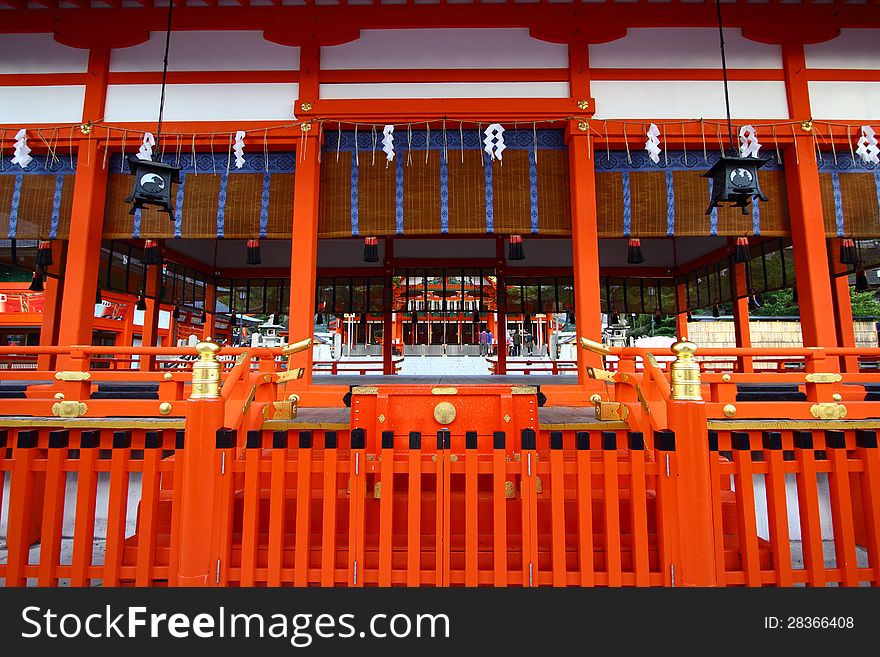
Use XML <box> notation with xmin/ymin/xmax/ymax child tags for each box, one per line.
<box><xmin>1</xmin><ymin>4</ymin><xmax>878</xmax><ymax>38</ymax></box>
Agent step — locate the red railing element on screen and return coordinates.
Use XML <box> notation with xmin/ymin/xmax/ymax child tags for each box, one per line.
<box><xmin>312</xmin><ymin>357</ymin><xmax>404</xmax><ymax>375</ymax></box>
<box><xmin>486</xmin><ymin>358</ymin><xmax>578</xmax><ymax>375</ymax></box>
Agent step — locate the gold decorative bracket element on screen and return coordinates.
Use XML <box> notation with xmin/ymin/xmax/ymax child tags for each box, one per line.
<box><xmin>810</xmin><ymin>403</ymin><xmax>847</xmax><ymax>420</ymax></box>
<box><xmin>805</xmin><ymin>373</ymin><xmax>842</xmax><ymax>384</ymax></box>
<box><xmin>55</xmin><ymin>371</ymin><xmax>91</xmax><ymax>381</ymax></box>
<box><xmin>52</xmin><ymin>401</ymin><xmax>88</xmax><ymax>418</ymax></box>
<box><xmin>579</xmin><ymin>336</ymin><xmax>611</xmax><ymax>355</ymax></box>
<box><xmin>282</xmin><ymin>337</ymin><xmax>313</xmax><ymax>356</ymax></box>
<box><xmin>276</xmin><ymin>368</ymin><xmax>305</xmax><ymax>383</ymax></box>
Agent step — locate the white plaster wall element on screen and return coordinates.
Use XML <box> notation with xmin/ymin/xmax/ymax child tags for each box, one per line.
<box><xmin>808</xmin><ymin>81</ymin><xmax>880</xmax><ymax>121</ymax></box>
<box><xmin>0</xmin><ymin>34</ymin><xmax>89</xmax><ymax>74</ymax></box>
<box><xmin>104</xmin><ymin>83</ymin><xmax>299</xmax><ymax>122</ymax></box>
<box><xmin>319</xmin><ymin>81</ymin><xmax>569</xmax><ymax>99</ymax></box>
<box><xmin>110</xmin><ymin>31</ymin><xmax>300</xmax><ymax>72</ymax></box>
<box><xmin>591</xmin><ymin>80</ymin><xmax>790</xmax><ymax>119</ymax></box>
<box><xmin>805</xmin><ymin>29</ymin><xmax>880</xmax><ymax>70</ymax></box>
<box><xmin>589</xmin><ymin>28</ymin><xmax>782</xmax><ymax>70</ymax></box>
<box><xmin>0</xmin><ymin>86</ymin><xmax>86</xmax><ymax>123</ymax></box>
<box><xmin>320</xmin><ymin>28</ymin><xmax>568</xmax><ymax>70</ymax></box>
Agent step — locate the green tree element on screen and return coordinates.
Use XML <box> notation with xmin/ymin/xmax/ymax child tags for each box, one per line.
<box><xmin>850</xmin><ymin>288</ymin><xmax>880</xmax><ymax>317</ymax></box>
<box><xmin>750</xmin><ymin>288</ymin><xmax>798</xmax><ymax>316</ymax></box>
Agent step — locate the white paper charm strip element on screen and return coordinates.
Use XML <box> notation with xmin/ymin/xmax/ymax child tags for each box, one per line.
<box><xmin>11</xmin><ymin>128</ymin><xmax>32</xmax><ymax>169</ymax></box>
<box><xmin>645</xmin><ymin>123</ymin><xmax>661</xmax><ymax>164</ymax></box>
<box><xmin>483</xmin><ymin>123</ymin><xmax>506</xmax><ymax>161</ymax></box>
<box><xmin>856</xmin><ymin>125</ymin><xmax>879</xmax><ymax>165</ymax></box>
<box><xmin>739</xmin><ymin>124</ymin><xmax>762</xmax><ymax>158</ymax></box>
<box><xmin>233</xmin><ymin>130</ymin><xmax>246</xmax><ymax>169</ymax></box>
<box><xmin>381</xmin><ymin>125</ymin><xmax>395</xmax><ymax>162</ymax></box>
<box><xmin>137</xmin><ymin>132</ymin><xmax>156</xmax><ymax>161</ymax></box>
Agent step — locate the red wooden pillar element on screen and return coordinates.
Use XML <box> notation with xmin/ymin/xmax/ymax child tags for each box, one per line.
<box><xmin>782</xmin><ymin>44</ymin><xmax>839</xmax><ymax>358</ymax></box>
<box><xmin>284</xmin><ymin>46</ymin><xmax>321</xmax><ymax>387</ymax></box>
<box><xmin>674</xmin><ymin>280</ymin><xmax>688</xmax><ymax>340</ymax></box>
<box><xmin>38</xmin><ymin>241</ymin><xmax>66</xmax><ymax>371</ymax></box>
<box><xmin>830</xmin><ymin>241</ymin><xmax>860</xmax><ymax>372</ymax></box>
<box><xmin>382</xmin><ymin>239</ymin><xmax>394</xmax><ymax>374</ymax></box>
<box><xmin>495</xmin><ymin>238</ymin><xmax>507</xmax><ymax>374</ymax></box>
<box><xmin>203</xmin><ymin>282</ymin><xmax>217</xmax><ymax>340</ymax></box>
<box><xmin>139</xmin><ymin>263</ymin><xmax>162</xmax><ymax>371</ymax></box>
<box><xmin>56</xmin><ymin>48</ymin><xmax>110</xmax><ymax>354</ymax></box>
<box><xmin>567</xmin><ymin>125</ymin><xmax>603</xmax><ymax>385</ymax></box>
<box><xmin>732</xmin><ymin>262</ymin><xmax>754</xmax><ymax>373</ymax></box>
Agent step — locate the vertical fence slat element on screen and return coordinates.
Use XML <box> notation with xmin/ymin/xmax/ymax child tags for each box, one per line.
<box><xmin>5</xmin><ymin>430</ymin><xmax>38</xmax><ymax>586</ymax></box>
<box><xmin>240</xmin><ymin>431</ymin><xmax>262</xmax><ymax>587</ymax></box>
<box><xmin>378</xmin><ymin>434</ymin><xmax>395</xmax><ymax>587</ymax></box>
<box><xmin>437</xmin><ymin>429</ymin><xmax>451</xmax><ymax>587</ymax></box>
<box><xmin>294</xmin><ymin>431</ymin><xmax>314</xmax><ymax>586</ymax></box>
<box><xmin>464</xmin><ymin>433</ymin><xmax>479</xmax><ymax>587</ymax></box>
<box><xmin>167</xmin><ymin>430</ymin><xmax>186</xmax><ymax>586</ymax></box>
<box><xmin>731</xmin><ymin>432</ymin><xmax>762</xmax><ymax>587</ymax></box>
<box><xmin>267</xmin><ymin>431</ymin><xmax>287</xmax><ymax>587</ymax></box>
<box><xmin>826</xmin><ymin>431</ymin><xmax>860</xmax><ymax>587</ymax></box>
<box><xmin>320</xmin><ymin>432</ymin><xmax>339</xmax><ymax>587</ymax></box>
<box><xmin>794</xmin><ymin>431</ymin><xmax>827</xmax><ymax>587</ymax></box>
<box><xmin>349</xmin><ymin>428</ymin><xmax>366</xmax><ymax>587</ymax></box>
<box><xmin>214</xmin><ymin>430</ymin><xmax>236</xmax><ymax>587</ymax></box>
<box><xmin>707</xmin><ymin>433</ymin><xmax>728</xmax><ymax>586</ymax></box>
<box><xmin>520</xmin><ymin>430</ymin><xmax>538</xmax><ymax>587</ymax></box>
<box><xmin>628</xmin><ymin>433</ymin><xmax>650</xmax><ymax>587</ymax></box>
<box><xmin>37</xmin><ymin>430</ymin><xmax>69</xmax><ymax>586</ymax></box>
<box><xmin>492</xmin><ymin>432</ymin><xmax>508</xmax><ymax>587</ymax></box>
<box><xmin>134</xmin><ymin>432</ymin><xmax>162</xmax><ymax>586</ymax></box>
<box><xmin>653</xmin><ymin>431</ymin><xmax>679</xmax><ymax>586</ymax></box>
<box><xmin>70</xmin><ymin>431</ymin><xmax>100</xmax><ymax>587</ymax></box>
<box><xmin>103</xmin><ymin>431</ymin><xmax>132</xmax><ymax>587</ymax></box>
<box><xmin>855</xmin><ymin>431</ymin><xmax>880</xmax><ymax>586</ymax></box>
<box><xmin>575</xmin><ymin>432</ymin><xmax>594</xmax><ymax>587</ymax></box>
<box><xmin>549</xmin><ymin>434</ymin><xmax>566</xmax><ymax>587</ymax></box>
<box><xmin>762</xmin><ymin>432</ymin><xmax>793</xmax><ymax>587</ymax></box>
<box><xmin>602</xmin><ymin>432</ymin><xmax>622</xmax><ymax>587</ymax></box>
<box><xmin>406</xmin><ymin>433</ymin><xmax>422</xmax><ymax>587</ymax></box>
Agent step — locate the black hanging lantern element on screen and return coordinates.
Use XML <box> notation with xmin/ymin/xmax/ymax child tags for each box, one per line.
<box><xmin>126</xmin><ymin>157</ymin><xmax>181</xmax><ymax>217</ymax></box>
<box><xmin>29</xmin><ymin>270</ymin><xmax>44</xmax><ymax>292</ymax></box>
<box><xmin>230</xmin><ymin>311</ymin><xmax>238</xmax><ymax>327</ymax></box>
<box><xmin>143</xmin><ymin>239</ymin><xmax>162</xmax><ymax>265</ymax></box>
<box><xmin>734</xmin><ymin>236</ymin><xmax>752</xmax><ymax>263</ymax></box>
<box><xmin>126</xmin><ymin>0</ymin><xmax>181</xmax><ymax>218</ymax></box>
<box><xmin>508</xmin><ymin>235</ymin><xmax>525</xmax><ymax>261</ymax></box>
<box><xmin>363</xmin><ymin>237</ymin><xmax>379</xmax><ymax>263</ymax></box>
<box><xmin>703</xmin><ymin>155</ymin><xmax>768</xmax><ymax>215</ymax></box>
<box><xmin>359</xmin><ymin>312</ymin><xmax>368</xmax><ymax>328</ymax></box>
<box><xmin>136</xmin><ymin>291</ymin><xmax>147</xmax><ymax>311</ymax></box>
<box><xmin>523</xmin><ymin>312</ymin><xmax>533</xmax><ymax>332</ymax></box>
<box><xmin>712</xmin><ymin>304</ymin><xmax>720</xmax><ymax>318</ymax></box>
<box><xmin>856</xmin><ymin>268</ymin><xmax>870</xmax><ymax>292</ymax></box>
<box><xmin>172</xmin><ymin>304</ymin><xmax>180</xmax><ymax>320</ymax></box>
<box><xmin>840</xmin><ymin>238</ymin><xmax>857</xmax><ymax>265</ymax></box>
<box><xmin>36</xmin><ymin>240</ymin><xmax>53</xmax><ymax>267</ymax></box>
<box><xmin>247</xmin><ymin>239</ymin><xmax>262</xmax><ymax>265</ymax></box>
<box><xmin>626</xmin><ymin>237</ymin><xmax>644</xmax><ymax>264</ymax></box>
<box><xmin>472</xmin><ymin>309</ymin><xmax>480</xmax><ymax>325</ymax></box>
<box><xmin>791</xmin><ymin>286</ymin><xmax>798</xmax><ymax>303</ymax></box>
<box><xmin>411</xmin><ymin>310</ymin><xmax>418</xmax><ymax>328</ymax></box>
<box><xmin>95</xmin><ymin>287</ymin><xmax>102</xmax><ymax>304</ymax></box>
<box><xmin>748</xmin><ymin>292</ymin><xmax>760</xmax><ymax>311</ymax></box>
<box><xmin>704</xmin><ymin>0</ymin><xmax>769</xmax><ymax>217</ymax></box>
<box><xmin>686</xmin><ymin>309</ymin><xmax>693</xmax><ymax>322</ymax></box>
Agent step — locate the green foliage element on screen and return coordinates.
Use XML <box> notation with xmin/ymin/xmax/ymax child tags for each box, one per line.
<box><xmin>750</xmin><ymin>288</ymin><xmax>798</xmax><ymax>316</ymax></box>
<box><xmin>850</xmin><ymin>288</ymin><xmax>880</xmax><ymax>317</ymax></box>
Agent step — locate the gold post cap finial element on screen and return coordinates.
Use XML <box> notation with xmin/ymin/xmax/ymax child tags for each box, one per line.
<box><xmin>196</xmin><ymin>338</ymin><xmax>221</xmax><ymax>359</ymax></box>
<box><xmin>190</xmin><ymin>337</ymin><xmax>222</xmax><ymax>400</ymax></box>
<box><xmin>670</xmin><ymin>336</ymin><xmax>702</xmax><ymax>401</ymax></box>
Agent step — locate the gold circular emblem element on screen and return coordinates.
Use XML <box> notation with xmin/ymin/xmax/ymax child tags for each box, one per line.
<box><xmin>433</xmin><ymin>401</ymin><xmax>456</xmax><ymax>425</ymax></box>
<box><xmin>159</xmin><ymin>402</ymin><xmax>173</xmax><ymax>416</ymax></box>
<box><xmin>722</xmin><ymin>404</ymin><xmax>737</xmax><ymax>418</ymax></box>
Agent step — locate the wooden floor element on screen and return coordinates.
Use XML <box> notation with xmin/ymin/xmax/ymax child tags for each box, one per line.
<box><xmin>312</xmin><ymin>374</ymin><xmax>580</xmax><ymax>386</ymax></box>
<box><xmin>266</xmin><ymin>405</ymin><xmax>622</xmax><ymax>431</ymax></box>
